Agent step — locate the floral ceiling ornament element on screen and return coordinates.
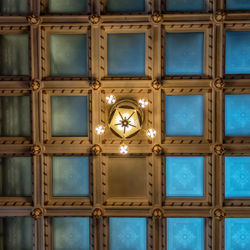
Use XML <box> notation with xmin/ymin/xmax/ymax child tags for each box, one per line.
<box><xmin>108</xmin><ymin>99</ymin><xmax>144</xmax><ymax>139</ymax></box>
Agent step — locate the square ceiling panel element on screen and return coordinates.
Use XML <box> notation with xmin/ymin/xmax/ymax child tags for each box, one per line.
<box><xmin>0</xmin><ymin>0</ymin><xmax>28</xmax><ymax>14</ymax></box>
<box><xmin>225</xmin><ymin>94</ymin><xmax>250</xmax><ymax>136</ymax></box>
<box><xmin>165</xmin><ymin>95</ymin><xmax>204</xmax><ymax>136</ymax></box>
<box><xmin>226</xmin><ymin>31</ymin><xmax>250</xmax><ymax>74</ymax></box>
<box><xmin>166</xmin><ymin>0</ymin><xmax>206</xmax><ymax>11</ymax></box>
<box><xmin>0</xmin><ymin>34</ymin><xmax>29</xmax><ymax>76</ymax></box>
<box><xmin>106</xmin><ymin>0</ymin><xmax>145</xmax><ymax>12</ymax></box>
<box><xmin>167</xmin><ymin>218</ymin><xmax>204</xmax><ymax>250</ymax></box>
<box><xmin>0</xmin><ymin>157</ymin><xmax>32</xmax><ymax>197</ymax></box>
<box><xmin>49</xmin><ymin>0</ymin><xmax>88</xmax><ymax>13</ymax></box>
<box><xmin>107</xmin><ymin>33</ymin><xmax>145</xmax><ymax>75</ymax></box>
<box><xmin>51</xmin><ymin>96</ymin><xmax>88</xmax><ymax>137</ymax></box>
<box><xmin>109</xmin><ymin>217</ymin><xmax>146</xmax><ymax>250</ymax></box>
<box><xmin>166</xmin><ymin>156</ymin><xmax>204</xmax><ymax>197</ymax></box>
<box><xmin>0</xmin><ymin>96</ymin><xmax>31</xmax><ymax>137</ymax></box>
<box><xmin>52</xmin><ymin>157</ymin><xmax>89</xmax><ymax>197</ymax></box>
<box><xmin>50</xmin><ymin>34</ymin><xmax>87</xmax><ymax>76</ymax></box>
<box><xmin>165</xmin><ymin>32</ymin><xmax>204</xmax><ymax>75</ymax></box>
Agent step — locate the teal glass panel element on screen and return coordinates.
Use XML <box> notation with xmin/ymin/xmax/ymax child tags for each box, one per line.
<box><xmin>225</xmin><ymin>218</ymin><xmax>250</xmax><ymax>250</ymax></box>
<box><xmin>107</xmin><ymin>0</ymin><xmax>145</xmax><ymax>12</ymax></box>
<box><xmin>109</xmin><ymin>217</ymin><xmax>146</xmax><ymax>250</ymax></box>
<box><xmin>166</xmin><ymin>0</ymin><xmax>205</xmax><ymax>11</ymax></box>
<box><xmin>0</xmin><ymin>157</ymin><xmax>31</xmax><ymax>197</ymax></box>
<box><xmin>49</xmin><ymin>0</ymin><xmax>87</xmax><ymax>13</ymax></box>
<box><xmin>0</xmin><ymin>96</ymin><xmax>31</xmax><ymax>137</ymax></box>
<box><xmin>166</xmin><ymin>95</ymin><xmax>204</xmax><ymax>136</ymax></box>
<box><xmin>51</xmin><ymin>96</ymin><xmax>88</xmax><ymax>137</ymax></box>
<box><xmin>0</xmin><ymin>0</ymin><xmax>28</xmax><ymax>14</ymax></box>
<box><xmin>225</xmin><ymin>157</ymin><xmax>250</xmax><ymax>198</ymax></box>
<box><xmin>227</xmin><ymin>0</ymin><xmax>250</xmax><ymax>10</ymax></box>
<box><xmin>108</xmin><ymin>33</ymin><xmax>145</xmax><ymax>75</ymax></box>
<box><xmin>225</xmin><ymin>95</ymin><xmax>250</xmax><ymax>136</ymax></box>
<box><xmin>167</xmin><ymin>218</ymin><xmax>204</xmax><ymax>250</ymax></box>
<box><xmin>50</xmin><ymin>34</ymin><xmax>87</xmax><ymax>76</ymax></box>
<box><xmin>53</xmin><ymin>217</ymin><xmax>89</xmax><ymax>250</ymax></box>
<box><xmin>226</xmin><ymin>32</ymin><xmax>250</xmax><ymax>74</ymax></box>
<box><xmin>166</xmin><ymin>157</ymin><xmax>204</xmax><ymax>197</ymax></box>
<box><xmin>166</xmin><ymin>32</ymin><xmax>204</xmax><ymax>75</ymax></box>
<box><xmin>53</xmin><ymin>157</ymin><xmax>89</xmax><ymax>196</ymax></box>
<box><xmin>0</xmin><ymin>34</ymin><xmax>29</xmax><ymax>75</ymax></box>
<box><xmin>0</xmin><ymin>217</ymin><xmax>33</xmax><ymax>250</ymax></box>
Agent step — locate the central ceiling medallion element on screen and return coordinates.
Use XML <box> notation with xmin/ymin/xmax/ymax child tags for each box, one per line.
<box><xmin>108</xmin><ymin>99</ymin><xmax>143</xmax><ymax>139</ymax></box>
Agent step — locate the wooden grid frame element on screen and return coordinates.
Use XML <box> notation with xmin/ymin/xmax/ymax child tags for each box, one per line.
<box><xmin>161</xmin><ymin>87</ymin><xmax>213</xmax><ymax>144</ymax></box>
<box><xmin>161</xmin><ymin>23</ymin><xmax>213</xmax><ymax>80</ymax></box>
<box><xmin>0</xmin><ymin>26</ymin><xmax>31</xmax><ymax>81</ymax></box>
<box><xmin>43</xmin><ymin>154</ymin><xmax>93</xmax><ymax>207</ymax></box>
<box><xmin>101</xmin><ymin>154</ymin><xmax>153</xmax><ymax>207</ymax></box>
<box><xmin>99</xmin><ymin>24</ymin><xmax>153</xmax><ymax>80</ymax></box>
<box><xmin>0</xmin><ymin>0</ymin><xmax>250</xmax><ymax>249</ymax></box>
<box><xmin>41</xmin><ymin>25</ymin><xmax>91</xmax><ymax>80</ymax></box>
<box><xmin>162</xmin><ymin>154</ymin><xmax>213</xmax><ymax>207</ymax></box>
<box><xmin>100</xmin><ymin>88</ymin><xmax>153</xmax><ymax>145</ymax></box>
<box><xmin>41</xmin><ymin>89</ymin><xmax>92</xmax><ymax>144</ymax></box>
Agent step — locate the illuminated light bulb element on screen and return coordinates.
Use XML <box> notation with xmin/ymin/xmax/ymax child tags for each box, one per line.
<box><xmin>146</xmin><ymin>128</ymin><xmax>157</xmax><ymax>139</ymax></box>
<box><xmin>120</xmin><ymin>144</ymin><xmax>128</xmax><ymax>154</ymax></box>
<box><xmin>106</xmin><ymin>95</ymin><xmax>116</xmax><ymax>104</ymax></box>
<box><xmin>138</xmin><ymin>99</ymin><xmax>149</xmax><ymax>108</ymax></box>
<box><xmin>95</xmin><ymin>125</ymin><xmax>105</xmax><ymax>135</ymax></box>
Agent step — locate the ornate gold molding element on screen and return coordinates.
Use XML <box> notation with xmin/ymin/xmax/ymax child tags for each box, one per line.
<box><xmin>214</xmin><ymin>11</ymin><xmax>226</xmax><ymax>24</ymax></box>
<box><xmin>152</xmin><ymin>80</ymin><xmax>161</xmax><ymax>90</ymax></box>
<box><xmin>32</xmin><ymin>145</ymin><xmax>42</xmax><ymax>155</ymax></box>
<box><xmin>211</xmin><ymin>207</ymin><xmax>225</xmax><ymax>220</ymax></box>
<box><xmin>27</xmin><ymin>15</ymin><xmax>40</xmax><ymax>25</ymax></box>
<box><xmin>92</xmin><ymin>208</ymin><xmax>103</xmax><ymax>219</ymax></box>
<box><xmin>92</xmin><ymin>144</ymin><xmax>102</xmax><ymax>155</ymax></box>
<box><xmin>151</xmin><ymin>12</ymin><xmax>162</xmax><ymax>24</ymax></box>
<box><xmin>152</xmin><ymin>208</ymin><xmax>164</xmax><ymax>218</ymax></box>
<box><xmin>89</xmin><ymin>15</ymin><xmax>101</xmax><ymax>25</ymax></box>
<box><xmin>31</xmin><ymin>80</ymin><xmax>41</xmax><ymax>91</ymax></box>
<box><xmin>31</xmin><ymin>207</ymin><xmax>44</xmax><ymax>220</ymax></box>
<box><xmin>91</xmin><ymin>80</ymin><xmax>101</xmax><ymax>90</ymax></box>
<box><xmin>211</xmin><ymin>78</ymin><xmax>224</xmax><ymax>91</ymax></box>
<box><xmin>213</xmin><ymin>144</ymin><xmax>225</xmax><ymax>156</ymax></box>
<box><xmin>152</xmin><ymin>144</ymin><xmax>162</xmax><ymax>155</ymax></box>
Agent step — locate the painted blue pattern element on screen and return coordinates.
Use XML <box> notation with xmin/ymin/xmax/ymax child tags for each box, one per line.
<box><xmin>53</xmin><ymin>217</ymin><xmax>89</xmax><ymax>250</ymax></box>
<box><xmin>226</xmin><ymin>32</ymin><xmax>250</xmax><ymax>74</ymax></box>
<box><xmin>2</xmin><ymin>217</ymin><xmax>33</xmax><ymax>250</ymax></box>
<box><xmin>166</xmin><ymin>95</ymin><xmax>204</xmax><ymax>136</ymax></box>
<box><xmin>167</xmin><ymin>218</ymin><xmax>204</xmax><ymax>250</ymax></box>
<box><xmin>0</xmin><ymin>157</ymin><xmax>32</xmax><ymax>197</ymax></box>
<box><xmin>166</xmin><ymin>0</ymin><xmax>205</xmax><ymax>11</ymax></box>
<box><xmin>51</xmin><ymin>96</ymin><xmax>88</xmax><ymax>137</ymax></box>
<box><xmin>50</xmin><ymin>34</ymin><xmax>87</xmax><ymax>76</ymax></box>
<box><xmin>107</xmin><ymin>0</ymin><xmax>145</xmax><ymax>12</ymax></box>
<box><xmin>227</xmin><ymin>0</ymin><xmax>250</xmax><ymax>10</ymax></box>
<box><xmin>49</xmin><ymin>0</ymin><xmax>87</xmax><ymax>13</ymax></box>
<box><xmin>225</xmin><ymin>95</ymin><xmax>250</xmax><ymax>136</ymax></box>
<box><xmin>0</xmin><ymin>96</ymin><xmax>31</xmax><ymax>137</ymax></box>
<box><xmin>225</xmin><ymin>157</ymin><xmax>250</xmax><ymax>198</ymax></box>
<box><xmin>0</xmin><ymin>34</ymin><xmax>29</xmax><ymax>75</ymax></box>
<box><xmin>225</xmin><ymin>218</ymin><xmax>250</xmax><ymax>250</ymax></box>
<box><xmin>108</xmin><ymin>33</ymin><xmax>145</xmax><ymax>75</ymax></box>
<box><xmin>166</xmin><ymin>157</ymin><xmax>204</xmax><ymax>197</ymax></box>
<box><xmin>53</xmin><ymin>157</ymin><xmax>89</xmax><ymax>196</ymax></box>
<box><xmin>109</xmin><ymin>217</ymin><xmax>146</xmax><ymax>250</ymax></box>
<box><xmin>0</xmin><ymin>0</ymin><xmax>28</xmax><ymax>14</ymax></box>
<box><xmin>166</xmin><ymin>32</ymin><xmax>204</xmax><ymax>75</ymax></box>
